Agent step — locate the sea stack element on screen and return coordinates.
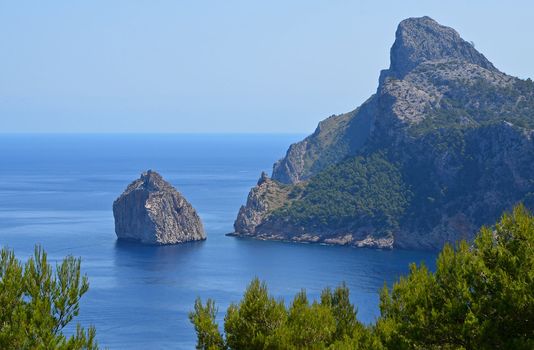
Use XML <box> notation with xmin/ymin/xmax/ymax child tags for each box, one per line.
<box><xmin>113</xmin><ymin>170</ymin><xmax>206</xmax><ymax>244</ymax></box>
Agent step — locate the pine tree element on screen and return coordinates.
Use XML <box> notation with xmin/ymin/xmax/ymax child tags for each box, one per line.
<box><xmin>0</xmin><ymin>246</ymin><xmax>98</xmax><ymax>349</ymax></box>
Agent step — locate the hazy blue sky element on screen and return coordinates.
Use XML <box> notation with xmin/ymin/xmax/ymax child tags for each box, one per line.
<box><xmin>1</xmin><ymin>1</ymin><xmax>533</xmax><ymax>133</ymax></box>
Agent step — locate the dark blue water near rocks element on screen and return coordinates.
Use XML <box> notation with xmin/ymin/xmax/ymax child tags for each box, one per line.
<box><xmin>0</xmin><ymin>134</ymin><xmax>437</xmax><ymax>349</ymax></box>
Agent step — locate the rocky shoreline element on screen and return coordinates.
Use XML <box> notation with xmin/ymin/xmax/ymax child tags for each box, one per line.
<box><xmin>226</xmin><ymin>231</ymin><xmax>394</xmax><ymax>249</ymax></box>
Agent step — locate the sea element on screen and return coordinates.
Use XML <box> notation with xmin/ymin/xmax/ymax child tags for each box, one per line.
<box><xmin>0</xmin><ymin>134</ymin><xmax>437</xmax><ymax>349</ymax></box>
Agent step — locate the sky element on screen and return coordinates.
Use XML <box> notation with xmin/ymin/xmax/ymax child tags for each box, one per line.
<box><xmin>1</xmin><ymin>0</ymin><xmax>533</xmax><ymax>133</ymax></box>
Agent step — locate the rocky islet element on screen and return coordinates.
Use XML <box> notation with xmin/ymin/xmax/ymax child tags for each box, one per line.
<box><xmin>113</xmin><ymin>170</ymin><xmax>206</xmax><ymax>245</ymax></box>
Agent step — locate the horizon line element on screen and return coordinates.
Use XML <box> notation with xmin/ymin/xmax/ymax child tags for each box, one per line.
<box><xmin>0</xmin><ymin>131</ymin><xmax>309</xmax><ymax>135</ymax></box>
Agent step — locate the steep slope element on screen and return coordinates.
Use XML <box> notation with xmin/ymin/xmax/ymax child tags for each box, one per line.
<box><xmin>231</xmin><ymin>16</ymin><xmax>534</xmax><ymax>250</ymax></box>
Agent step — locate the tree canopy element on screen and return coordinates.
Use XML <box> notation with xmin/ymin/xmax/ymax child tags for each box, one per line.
<box><xmin>0</xmin><ymin>246</ymin><xmax>98</xmax><ymax>350</ymax></box>
<box><xmin>272</xmin><ymin>153</ymin><xmax>410</xmax><ymax>232</ymax></box>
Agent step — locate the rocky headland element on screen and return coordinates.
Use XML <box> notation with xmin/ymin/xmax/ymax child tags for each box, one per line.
<box><xmin>113</xmin><ymin>170</ymin><xmax>206</xmax><ymax>245</ymax></box>
<box><xmin>230</xmin><ymin>16</ymin><xmax>534</xmax><ymax>250</ymax></box>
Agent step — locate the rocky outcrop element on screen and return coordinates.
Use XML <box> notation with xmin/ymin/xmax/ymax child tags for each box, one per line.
<box><xmin>252</xmin><ymin>224</ymin><xmax>395</xmax><ymax>249</ymax></box>
<box><xmin>232</xmin><ymin>172</ymin><xmax>292</xmax><ymax>234</ymax></box>
<box><xmin>230</xmin><ymin>174</ymin><xmax>394</xmax><ymax>249</ymax></box>
<box><xmin>233</xmin><ymin>16</ymin><xmax>534</xmax><ymax>250</ymax></box>
<box><xmin>384</xmin><ymin>16</ymin><xmax>496</xmax><ymax>81</ymax></box>
<box><xmin>113</xmin><ymin>170</ymin><xmax>205</xmax><ymax>245</ymax></box>
<box><xmin>272</xmin><ymin>99</ymin><xmax>376</xmax><ymax>184</ymax></box>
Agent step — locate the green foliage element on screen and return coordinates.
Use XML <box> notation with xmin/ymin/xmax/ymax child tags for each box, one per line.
<box><xmin>192</xmin><ymin>205</ymin><xmax>534</xmax><ymax>349</ymax></box>
<box><xmin>378</xmin><ymin>204</ymin><xmax>534</xmax><ymax>349</ymax></box>
<box><xmin>189</xmin><ymin>298</ymin><xmax>225</xmax><ymax>350</ymax></box>
<box><xmin>285</xmin><ymin>290</ymin><xmax>336</xmax><ymax>348</ymax></box>
<box><xmin>0</xmin><ymin>245</ymin><xmax>98</xmax><ymax>349</ymax></box>
<box><xmin>272</xmin><ymin>153</ymin><xmax>411</xmax><ymax>232</ymax></box>
<box><xmin>224</xmin><ymin>278</ymin><xmax>287</xmax><ymax>349</ymax></box>
<box><xmin>190</xmin><ymin>278</ymin><xmax>375</xmax><ymax>350</ymax></box>
<box><xmin>321</xmin><ymin>282</ymin><xmax>361</xmax><ymax>340</ymax></box>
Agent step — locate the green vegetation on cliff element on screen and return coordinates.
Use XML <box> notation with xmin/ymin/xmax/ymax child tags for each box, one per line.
<box><xmin>192</xmin><ymin>205</ymin><xmax>534</xmax><ymax>349</ymax></box>
<box><xmin>271</xmin><ymin>153</ymin><xmax>410</xmax><ymax>233</ymax></box>
<box><xmin>0</xmin><ymin>246</ymin><xmax>98</xmax><ymax>349</ymax></box>
<box><xmin>252</xmin><ymin>103</ymin><xmax>533</xmax><ymax>248</ymax></box>
<box><xmin>411</xmin><ymin>76</ymin><xmax>534</xmax><ymax>136</ymax></box>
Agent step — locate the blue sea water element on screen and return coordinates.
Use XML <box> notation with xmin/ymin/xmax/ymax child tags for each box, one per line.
<box><xmin>0</xmin><ymin>134</ymin><xmax>437</xmax><ymax>349</ymax></box>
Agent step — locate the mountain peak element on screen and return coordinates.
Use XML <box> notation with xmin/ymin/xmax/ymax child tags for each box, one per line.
<box><xmin>137</xmin><ymin>170</ymin><xmax>171</xmax><ymax>192</ymax></box>
<box><xmin>384</xmin><ymin>16</ymin><xmax>496</xmax><ymax>80</ymax></box>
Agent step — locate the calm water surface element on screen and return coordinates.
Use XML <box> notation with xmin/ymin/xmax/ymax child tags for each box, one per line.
<box><xmin>0</xmin><ymin>134</ymin><xmax>437</xmax><ymax>349</ymax></box>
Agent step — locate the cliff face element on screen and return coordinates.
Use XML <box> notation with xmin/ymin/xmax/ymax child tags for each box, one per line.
<box><xmin>385</xmin><ymin>16</ymin><xmax>496</xmax><ymax>81</ymax></box>
<box><xmin>272</xmin><ymin>101</ymin><xmax>376</xmax><ymax>184</ymax></box>
<box><xmin>233</xmin><ymin>172</ymin><xmax>292</xmax><ymax>235</ymax></box>
<box><xmin>113</xmin><ymin>170</ymin><xmax>206</xmax><ymax>245</ymax></box>
<box><xmin>271</xmin><ymin>16</ymin><xmax>508</xmax><ymax>185</ymax></box>
<box><xmin>233</xmin><ymin>16</ymin><xmax>534</xmax><ymax>250</ymax></box>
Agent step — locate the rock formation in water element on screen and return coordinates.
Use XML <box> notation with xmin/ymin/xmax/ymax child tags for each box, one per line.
<box><xmin>231</xmin><ymin>16</ymin><xmax>534</xmax><ymax>250</ymax></box>
<box><xmin>113</xmin><ymin>170</ymin><xmax>206</xmax><ymax>244</ymax></box>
